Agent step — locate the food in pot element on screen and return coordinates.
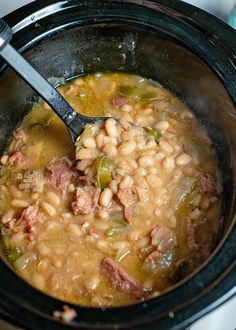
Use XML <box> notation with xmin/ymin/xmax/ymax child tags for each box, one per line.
<box><xmin>0</xmin><ymin>73</ymin><xmax>222</xmax><ymax>307</ymax></box>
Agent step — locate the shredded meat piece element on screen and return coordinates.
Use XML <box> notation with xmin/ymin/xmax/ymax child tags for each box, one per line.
<box><xmin>46</xmin><ymin>157</ymin><xmax>73</xmax><ymax>195</ymax></box>
<box><xmin>8</xmin><ymin>150</ymin><xmax>23</xmax><ymax>167</ymax></box>
<box><xmin>111</xmin><ymin>97</ymin><xmax>128</xmax><ymax>108</ymax></box>
<box><xmin>151</xmin><ymin>226</ymin><xmax>177</xmax><ymax>253</ymax></box>
<box><xmin>10</xmin><ymin>128</ymin><xmax>28</xmax><ymax>151</ymax></box>
<box><xmin>8</xmin><ymin>143</ymin><xmax>43</xmax><ymax>169</ymax></box>
<box><xmin>200</xmin><ymin>174</ymin><xmax>215</xmax><ymax>195</ymax></box>
<box><xmin>78</xmin><ymin>175</ymin><xmax>96</xmax><ymax>185</ymax></box>
<box><xmin>102</xmin><ymin>257</ymin><xmax>144</xmax><ymax>298</ymax></box>
<box><xmin>182</xmin><ymin>142</ymin><xmax>189</xmax><ymax>154</ymax></box>
<box><xmin>72</xmin><ymin>187</ymin><xmax>101</xmax><ymax>215</ymax></box>
<box><xmin>117</xmin><ymin>188</ymin><xmax>136</xmax><ymax>208</ymax></box>
<box><xmin>123</xmin><ymin>206</ymin><xmax>133</xmax><ymax>223</ymax></box>
<box><xmin>17</xmin><ymin>170</ymin><xmax>45</xmax><ymax>193</ymax></box>
<box><xmin>17</xmin><ymin>205</ymin><xmax>39</xmax><ymax>241</ymax></box>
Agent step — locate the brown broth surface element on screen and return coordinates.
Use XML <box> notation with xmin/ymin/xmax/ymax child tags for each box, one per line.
<box><xmin>0</xmin><ymin>73</ymin><xmax>222</xmax><ymax>306</ymax></box>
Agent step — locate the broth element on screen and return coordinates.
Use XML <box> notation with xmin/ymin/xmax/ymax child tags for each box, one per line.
<box><xmin>0</xmin><ymin>73</ymin><xmax>222</xmax><ymax>306</ymax></box>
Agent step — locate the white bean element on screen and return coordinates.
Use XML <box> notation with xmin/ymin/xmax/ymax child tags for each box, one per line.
<box><xmin>96</xmin><ymin>240</ymin><xmax>110</xmax><ymax>253</ymax></box>
<box><xmin>138</xmin><ymin>156</ymin><xmax>154</xmax><ymax>167</ymax></box>
<box><xmin>85</xmin><ymin>275</ymin><xmax>100</xmax><ymax>291</ymax></box>
<box><xmin>9</xmin><ymin>232</ymin><xmax>25</xmax><ymax>245</ymax></box>
<box><xmin>99</xmin><ymin>188</ymin><xmax>113</xmax><ymax>207</ymax></box>
<box><xmin>83</xmin><ymin>137</ymin><xmax>96</xmax><ymax>149</ymax></box>
<box><xmin>10</xmin><ymin>186</ymin><xmax>23</xmax><ymax>199</ymax></box>
<box><xmin>129</xmin><ymin>229</ymin><xmax>142</xmax><ymax>241</ymax></box>
<box><xmin>142</xmin><ymin>107</ymin><xmax>153</xmax><ymax>115</ymax></box>
<box><xmin>31</xmin><ymin>192</ymin><xmax>40</xmax><ymax>201</ymax></box>
<box><xmin>148</xmin><ymin>167</ymin><xmax>158</xmax><ymax>175</ymax></box>
<box><xmin>175</xmin><ymin>153</ymin><xmax>192</xmax><ymax>166</ymax></box>
<box><xmin>135</xmin><ymin>167</ymin><xmax>147</xmax><ymax>177</ymax></box>
<box><xmin>119</xmin><ymin>175</ymin><xmax>133</xmax><ymax>189</ymax></box>
<box><xmin>136</xmin><ymin>186</ymin><xmax>149</xmax><ymax>202</ymax></box>
<box><xmin>38</xmin><ymin>241</ymin><xmax>52</xmax><ymax>256</ymax></box>
<box><xmin>96</xmin><ymin>134</ymin><xmax>104</xmax><ymax>149</ymax></box>
<box><xmin>95</xmin><ymin>209</ymin><xmax>109</xmax><ymax>219</ymax></box>
<box><xmin>31</xmin><ymin>272</ymin><xmax>45</xmax><ymax>290</ymax></box>
<box><xmin>94</xmin><ymin>220</ymin><xmax>110</xmax><ymax>230</ymax></box>
<box><xmin>118</xmin><ymin>141</ymin><xmax>136</xmax><ymax>155</ymax></box>
<box><xmin>76</xmin><ymin>148</ymin><xmax>95</xmax><ymax>160</ymax></box>
<box><xmin>68</xmin><ymin>223</ymin><xmax>83</xmax><ymax>236</ymax></box>
<box><xmin>105</xmin><ymin>118</ymin><xmax>117</xmax><ymax>137</ymax></box>
<box><xmin>103</xmin><ymin>144</ymin><xmax>117</xmax><ymax>156</ymax></box>
<box><xmin>146</xmin><ymin>140</ymin><xmax>157</xmax><ymax>148</ymax></box>
<box><xmin>146</xmin><ymin>174</ymin><xmax>162</xmax><ymax>188</ymax></box>
<box><xmin>159</xmin><ymin>140</ymin><xmax>174</xmax><ymax>153</ymax></box>
<box><xmin>155</xmin><ymin>121</ymin><xmax>169</xmax><ymax>131</ymax></box>
<box><xmin>121</xmin><ymin>104</ymin><xmax>133</xmax><ymax>112</ymax></box>
<box><xmin>112</xmin><ymin>241</ymin><xmax>130</xmax><ymax>250</ymax></box>
<box><xmin>46</xmin><ymin>191</ymin><xmax>60</xmax><ymax>206</ymax></box>
<box><xmin>41</xmin><ymin>202</ymin><xmax>56</xmax><ymax>217</ymax></box>
<box><xmin>1</xmin><ymin>209</ymin><xmax>15</xmax><ymax>224</ymax></box>
<box><xmin>155</xmin><ymin>152</ymin><xmax>165</xmax><ymax>161</ymax></box>
<box><xmin>0</xmin><ymin>155</ymin><xmax>9</xmax><ymax>165</ymax></box>
<box><xmin>109</xmin><ymin>180</ymin><xmax>118</xmax><ymax>194</ymax></box>
<box><xmin>11</xmin><ymin>199</ymin><xmax>29</xmax><ymax>208</ymax></box>
<box><xmin>162</xmin><ymin>156</ymin><xmax>175</xmax><ymax>170</ymax></box>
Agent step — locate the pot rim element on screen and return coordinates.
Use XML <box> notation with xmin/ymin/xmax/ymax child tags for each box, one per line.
<box><xmin>0</xmin><ymin>1</ymin><xmax>236</xmax><ymax>329</ymax></box>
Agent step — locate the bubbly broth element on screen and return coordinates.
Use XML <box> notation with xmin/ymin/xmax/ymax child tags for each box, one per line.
<box><xmin>0</xmin><ymin>73</ymin><xmax>221</xmax><ymax>306</ymax></box>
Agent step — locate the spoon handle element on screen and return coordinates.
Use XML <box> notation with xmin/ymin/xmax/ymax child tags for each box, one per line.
<box><xmin>0</xmin><ymin>19</ymin><xmax>79</xmax><ymax>133</ymax></box>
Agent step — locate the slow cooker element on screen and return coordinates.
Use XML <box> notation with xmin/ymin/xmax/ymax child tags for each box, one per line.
<box><xmin>0</xmin><ymin>1</ymin><xmax>235</xmax><ymax>329</ymax></box>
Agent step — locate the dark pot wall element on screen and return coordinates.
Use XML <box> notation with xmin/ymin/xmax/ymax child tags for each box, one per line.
<box><xmin>0</xmin><ymin>1</ymin><xmax>235</xmax><ymax>329</ymax></box>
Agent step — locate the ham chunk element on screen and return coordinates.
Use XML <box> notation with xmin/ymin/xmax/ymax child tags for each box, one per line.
<box><xmin>200</xmin><ymin>174</ymin><xmax>221</xmax><ymax>195</ymax></box>
<box><xmin>200</xmin><ymin>174</ymin><xmax>215</xmax><ymax>195</ymax></box>
<box><xmin>17</xmin><ymin>205</ymin><xmax>39</xmax><ymax>241</ymax></box>
<box><xmin>111</xmin><ymin>97</ymin><xmax>128</xmax><ymax>108</ymax></box>
<box><xmin>72</xmin><ymin>187</ymin><xmax>101</xmax><ymax>215</ymax></box>
<box><xmin>123</xmin><ymin>206</ymin><xmax>133</xmax><ymax>223</ymax></box>
<box><xmin>102</xmin><ymin>257</ymin><xmax>144</xmax><ymax>298</ymax></box>
<box><xmin>117</xmin><ymin>188</ymin><xmax>136</xmax><ymax>208</ymax></box>
<box><xmin>46</xmin><ymin>157</ymin><xmax>73</xmax><ymax>195</ymax></box>
<box><xmin>151</xmin><ymin>226</ymin><xmax>177</xmax><ymax>253</ymax></box>
<box><xmin>8</xmin><ymin>150</ymin><xmax>23</xmax><ymax>167</ymax></box>
<box><xmin>8</xmin><ymin>143</ymin><xmax>43</xmax><ymax>169</ymax></box>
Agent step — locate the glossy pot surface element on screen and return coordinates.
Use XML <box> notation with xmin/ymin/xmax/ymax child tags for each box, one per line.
<box><xmin>0</xmin><ymin>1</ymin><xmax>235</xmax><ymax>329</ymax></box>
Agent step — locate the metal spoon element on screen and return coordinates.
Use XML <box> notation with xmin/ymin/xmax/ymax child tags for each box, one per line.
<box><xmin>0</xmin><ymin>18</ymin><xmax>107</xmax><ymax>144</ymax></box>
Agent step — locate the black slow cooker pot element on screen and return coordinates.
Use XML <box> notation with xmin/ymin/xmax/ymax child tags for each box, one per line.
<box><xmin>0</xmin><ymin>1</ymin><xmax>235</xmax><ymax>329</ymax></box>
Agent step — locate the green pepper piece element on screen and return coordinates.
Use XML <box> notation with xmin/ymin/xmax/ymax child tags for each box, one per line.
<box><xmin>95</xmin><ymin>156</ymin><xmax>115</xmax><ymax>189</ymax></box>
<box><xmin>172</xmin><ymin>177</ymin><xmax>200</xmax><ymax>216</ymax></box>
<box><xmin>143</xmin><ymin>126</ymin><xmax>162</xmax><ymax>142</ymax></box>
<box><xmin>141</xmin><ymin>92</ymin><xmax>158</xmax><ymax>101</ymax></box>
<box><xmin>105</xmin><ymin>226</ymin><xmax>127</xmax><ymax>237</ymax></box>
<box><xmin>7</xmin><ymin>247</ymin><xmax>21</xmax><ymax>263</ymax></box>
<box><xmin>75</xmin><ymin>123</ymin><xmax>99</xmax><ymax>148</ymax></box>
<box><xmin>110</xmin><ymin>211</ymin><xmax>127</xmax><ymax>226</ymax></box>
<box><xmin>119</xmin><ymin>85</ymin><xmax>137</xmax><ymax>97</ymax></box>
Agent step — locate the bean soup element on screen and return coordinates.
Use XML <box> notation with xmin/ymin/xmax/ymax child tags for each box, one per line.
<box><xmin>0</xmin><ymin>73</ymin><xmax>222</xmax><ymax>307</ymax></box>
